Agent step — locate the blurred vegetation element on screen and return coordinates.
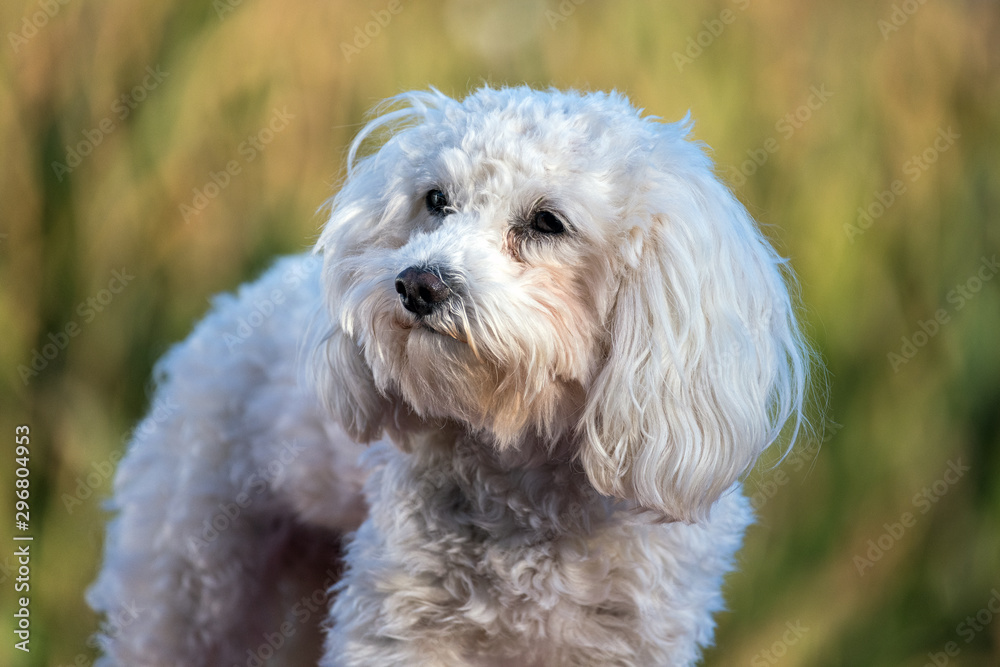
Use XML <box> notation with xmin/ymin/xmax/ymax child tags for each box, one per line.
<box><xmin>1</xmin><ymin>1</ymin><xmax>999</xmax><ymax>665</ymax></box>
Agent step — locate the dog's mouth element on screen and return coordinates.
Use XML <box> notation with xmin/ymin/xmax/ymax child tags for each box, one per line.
<box><xmin>389</xmin><ymin>287</ymin><xmax>483</xmax><ymax>357</ymax></box>
<box><xmin>398</xmin><ymin>317</ymin><xmax>469</xmax><ymax>346</ymax></box>
<box><xmin>420</xmin><ymin>321</ymin><xmax>468</xmax><ymax>344</ymax></box>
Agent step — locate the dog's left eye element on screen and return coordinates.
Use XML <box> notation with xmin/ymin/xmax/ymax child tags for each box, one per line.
<box><xmin>425</xmin><ymin>189</ymin><xmax>451</xmax><ymax>216</ymax></box>
<box><xmin>531</xmin><ymin>210</ymin><xmax>565</xmax><ymax>235</ymax></box>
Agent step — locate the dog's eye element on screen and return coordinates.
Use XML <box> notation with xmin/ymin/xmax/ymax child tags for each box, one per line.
<box><xmin>531</xmin><ymin>210</ymin><xmax>565</xmax><ymax>235</ymax></box>
<box><xmin>425</xmin><ymin>189</ymin><xmax>450</xmax><ymax>216</ymax></box>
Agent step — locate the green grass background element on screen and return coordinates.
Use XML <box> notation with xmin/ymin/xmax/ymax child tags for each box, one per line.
<box><xmin>2</xmin><ymin>1</ymin><xmax>999</xmax><ymax>665</ymax></box>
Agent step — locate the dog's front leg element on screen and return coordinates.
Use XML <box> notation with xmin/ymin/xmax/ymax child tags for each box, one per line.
<box><xmin>321</xmin><ymin>505</ymin><xmax>478</xmax><ymax>667</ymax></box>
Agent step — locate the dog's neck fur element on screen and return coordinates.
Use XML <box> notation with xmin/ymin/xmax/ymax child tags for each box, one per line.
<box><xmin>385</xmin><ymin>419</ymin><xmax>626</xmax><ymax>543</ymax></box>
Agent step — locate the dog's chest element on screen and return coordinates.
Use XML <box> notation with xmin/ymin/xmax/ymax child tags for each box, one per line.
<box><xmin>385</xmin><ymin>463</ymin><xmax>635</xmax><ymax>655</ymax></box>
<box><xmin>342</xmin><ymin>444</ymin><xmax>668</xmax><ymax>665</ymax></box>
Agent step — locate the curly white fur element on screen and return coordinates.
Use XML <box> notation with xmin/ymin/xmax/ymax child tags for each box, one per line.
<box><xmin>89</xmin><ymin>86</ymin><xmax>812</xmax><ymax>667</ymax></box>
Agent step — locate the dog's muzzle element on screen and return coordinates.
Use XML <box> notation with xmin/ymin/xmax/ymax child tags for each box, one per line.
<box><xmin>395</xmin><ymin>266</ymin><xmax>451</xmax><ymax>316</ymax></box>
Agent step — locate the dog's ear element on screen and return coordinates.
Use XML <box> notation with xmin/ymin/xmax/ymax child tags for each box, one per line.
<box><xmin>580</xmin><ymin>122</ymin><xmax>811</xmax><ymax>522</ymax></box>
<box><xmin>311</xmin><ymin>322</ymin><xmax>389</xmax><ymax>443</ymax></box>
<box><xmin>312</xmin><ymin>155</ymin><xmax>396</xmax><ymax>443</ymax></box>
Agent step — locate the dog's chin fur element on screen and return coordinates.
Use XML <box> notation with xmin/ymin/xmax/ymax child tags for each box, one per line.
<box><xmin>374</xmin><ymin>322</ymin><xmax>587</xmax><ymax>448</ymax></box>
<box><xmin>90</xmin><ymin>86</ymin><xmax>814</xmax><ymax>667</ymax></box>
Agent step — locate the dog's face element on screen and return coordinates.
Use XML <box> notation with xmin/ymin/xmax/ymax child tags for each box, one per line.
<box><xmin>318</xmin><ymin>87</ymin><xmax>810</xmax><ymax>521</ymax></box>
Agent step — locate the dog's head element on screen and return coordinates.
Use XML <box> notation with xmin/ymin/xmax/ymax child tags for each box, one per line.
<box><xmin>317</xmin><ymin>86</ymin><xmax>811</xmax><ymax>521</ymax></box>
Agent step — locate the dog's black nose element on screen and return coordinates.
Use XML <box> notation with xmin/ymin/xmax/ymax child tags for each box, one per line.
<box><xmin>395</xmin><ymin>266</ymin><xmax>451</xmax><ymax>316</ymax></box>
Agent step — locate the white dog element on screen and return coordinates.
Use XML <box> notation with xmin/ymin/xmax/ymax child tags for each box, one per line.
<box><xmin>90</xmin><ymin>86</ymin><xmax>812</xmax><ymax>667</ymax></box>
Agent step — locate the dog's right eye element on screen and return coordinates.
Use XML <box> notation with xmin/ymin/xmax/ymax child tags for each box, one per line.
<box><xmin>425</xmin><ymin>189</ymin><xmax>450</xmax><ymax>216</ymax></box>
